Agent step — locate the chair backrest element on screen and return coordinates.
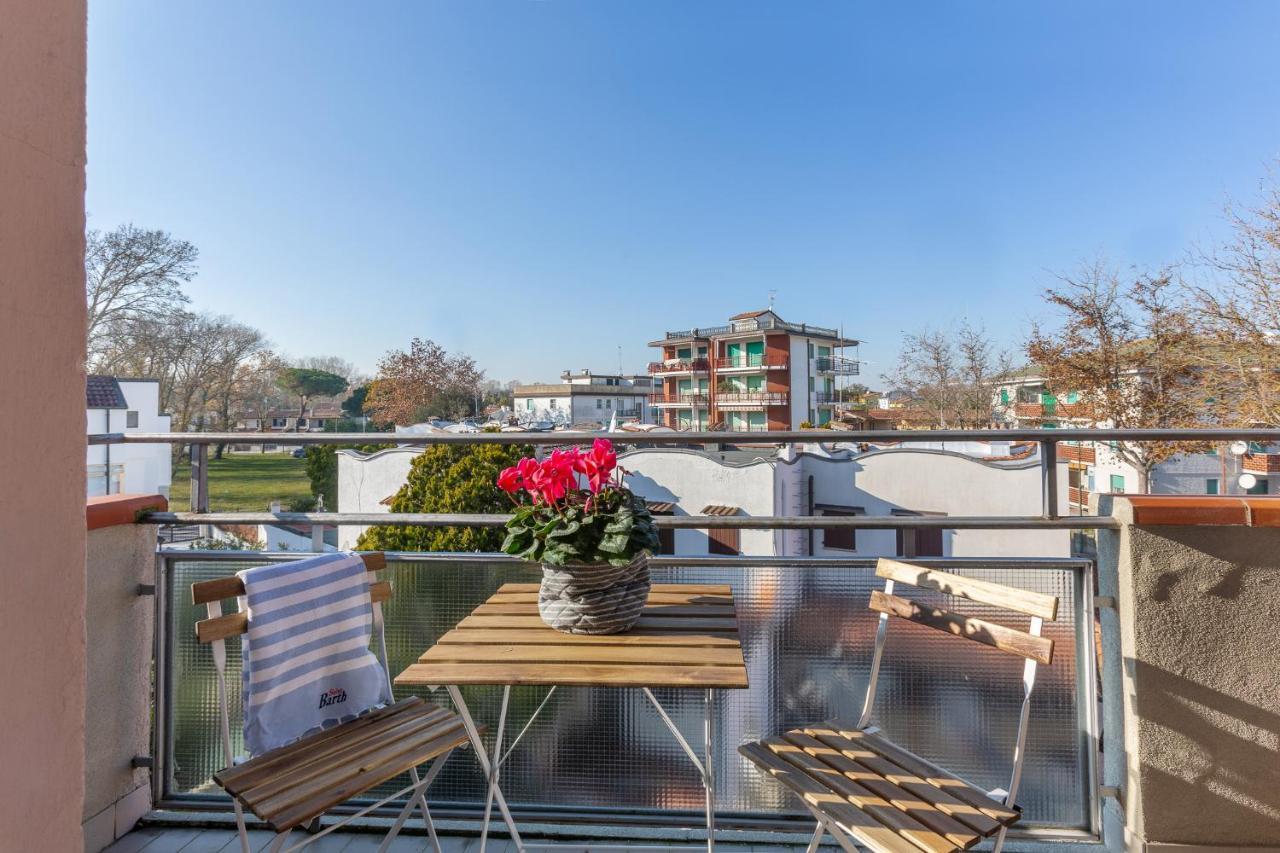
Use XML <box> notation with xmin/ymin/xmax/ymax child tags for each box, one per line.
<box><xmin>857</xmin><ymin>557</ymin><xmax>1060</xmax><ymax>817</ymax></box>
<box><xmin>193</xmin><ymin>551</ymin><xmax>390</xmax><ymax>644</ymax></box>
<box><xmin>869</xmin><ymin>557</ymin><xmax>1058</xmax><ymax>666</ymax></box>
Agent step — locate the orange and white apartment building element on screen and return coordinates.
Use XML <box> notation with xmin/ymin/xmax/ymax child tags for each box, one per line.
<box><xmin>647</xmin><ymin>309</ymin><xmax>860</xmax><ymax>431</ymax></box>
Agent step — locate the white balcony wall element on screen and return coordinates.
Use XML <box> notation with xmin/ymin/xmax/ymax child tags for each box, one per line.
<box><xmin>336</xmin><ymin>446</ymin><xmax>420</xmax><ymax>549</ymax></box>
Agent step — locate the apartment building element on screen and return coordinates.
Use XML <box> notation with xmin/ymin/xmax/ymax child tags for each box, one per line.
<box><xmin>513</xmin><ymin>370</ymin><xmax>654</xmax><ymax>426</ymax></box>
<box><xmin>647</xmin><ymin>309</ymin><xmax>859</xmax><ymax>431</ymax></box>
<box><xmin>994</xmin><ymin>366</ymin><xmax>1278</xmax><ymax>506</ymax></box>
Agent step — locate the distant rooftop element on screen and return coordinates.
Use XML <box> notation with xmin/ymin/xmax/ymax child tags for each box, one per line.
<box><xmin>649</xmin><ymin>310</ymin><xmax>859</xmax><ymax>347</ymax></box>
<box><xmin>86</xmin><ymin>375</ymin><xmax>127</xmax><ymax>409</ymax></box>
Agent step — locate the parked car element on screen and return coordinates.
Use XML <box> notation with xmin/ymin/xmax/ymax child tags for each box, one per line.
<box><xmin>291</xmin><ymin>447</ymin><xmax>306</xmax><ymax>458</ymax></box>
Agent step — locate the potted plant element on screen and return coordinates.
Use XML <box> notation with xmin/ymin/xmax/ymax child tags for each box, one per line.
<box><xmin>497</xmin><ymin>439</ymin><xmax>660</xmax><ymax>634</ymax></box>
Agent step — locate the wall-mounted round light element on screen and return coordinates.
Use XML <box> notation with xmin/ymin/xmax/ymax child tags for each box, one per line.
<box><xmin>1229</xmin><ymin>440</ymin><xmax>1249</xmax><ymax>456</ymax></box>
<box><xmin>1239</xmin><ymin>473</ymin><xmax>1258</xmax><ymax>490</ymax></box>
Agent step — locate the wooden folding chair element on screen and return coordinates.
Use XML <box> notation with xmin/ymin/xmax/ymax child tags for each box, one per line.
<box><xmin>193</xmin><ymin>552</ymin><xmax>487</xmax><ymax>853</ymax></box>
<box><xmin>740</xmin><ymin>557</ymin><xmax>1059</xmax><ymax>853</ymax></box>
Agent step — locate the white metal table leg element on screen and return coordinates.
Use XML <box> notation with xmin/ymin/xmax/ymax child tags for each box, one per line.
<box><xmin>480</xmin><ymin>685</ymin><xmax>512</xmax><ymax>853</ymax></box>
<box><xmin>446</xmin><ymin>685</ymin><xmax>525</xmax><ymax>853</ymax></box>
<box><xmin>704</xmin><ymin>688</ymin><xmax>716</xmax><ymax>852</ymax></box>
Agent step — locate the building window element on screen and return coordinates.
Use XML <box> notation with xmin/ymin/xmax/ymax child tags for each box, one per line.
<box><xmin>596</xmin><ymin>399</ymin><xmax>602</xmax><ymax>409</ymax></box>
<box><xmin>999</xmin><ymin>388</ymin><xmax>1010</xmax><ymax>405</ymax></box>
<box><xmin>272</xmin><ymin>418</ymin><xmax>287</xmax><ymax>428</ymax></box>
<box><xmin>1247</xmin><ymin>478</ymin><xmax>1269</xmax><ymax>495</ymax></box>
<box><xmin>708</xmin><ymin>527</ymin><xmax>739</xmax><ymax>556</ymax></box>
<box><xmin>891</xmin><ymin>510</ymin><xmax>944</xmax><ymax>557</ymax></box>
<box><xmin>817</xmin><ymin>505</ymin><xmax>863</xmax><ymax>551</ymax></box>
<box><xmin>126</xmin><ymin>410</ymin><xmax>139</xmax><ymax>428</ymax></box>
<box><xmin>1206</xmin><ymin>478</ymin><xmax>1219</xmax><ymax>495</ymax></box>
<box><xmin>606</xmin><ymin>399</ymin><xmax>612</xmax><ymax>409</ymax></box>
<box><xmin>1110</xmin><ymin>474</ymin><xmax>1125</xmax><ymax>493</ymax></box>
<box><xmin>550</xmin><ymin>399</ymin><xmax>557</xmax><ymax>409</ymax></box>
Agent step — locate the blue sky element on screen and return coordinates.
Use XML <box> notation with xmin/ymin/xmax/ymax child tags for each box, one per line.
<box><xmin>87</xmin><ymin>1</ymin><xmax>1280</xmax><ymax>385</ymax></box>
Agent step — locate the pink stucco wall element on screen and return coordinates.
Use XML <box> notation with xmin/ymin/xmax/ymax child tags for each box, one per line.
<box><xmin>0</xmin><ymin>1</ymin><xmax>89</xmax><ymax>849</ymax></box>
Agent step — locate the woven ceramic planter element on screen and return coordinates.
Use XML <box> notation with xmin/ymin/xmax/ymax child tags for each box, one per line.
<box><xmin>537</xmin><ymin>554</ymin><xmax>651</xmax><ymax>634</ymax></box>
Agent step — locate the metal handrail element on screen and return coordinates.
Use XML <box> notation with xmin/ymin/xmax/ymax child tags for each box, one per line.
<box><xmin>89</xmin><ymin>427</ymin><xmax>1280</xmax><ymax>445</ymax></box>
<box><xmin>93</xmin><ymin>427</ymin><xmax>1280</xmax><ymax>528</ymax></box>
<box><xmin>139</xmin><ymin>511</ymin><xmax>1118</xmax><ymax>529</ymax></box>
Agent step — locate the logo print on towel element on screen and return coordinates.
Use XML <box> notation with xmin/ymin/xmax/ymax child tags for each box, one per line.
<box><xmin>318</xmin><ymin>687</ymin><xmax>348</xmax><ymax>710</ymax></box>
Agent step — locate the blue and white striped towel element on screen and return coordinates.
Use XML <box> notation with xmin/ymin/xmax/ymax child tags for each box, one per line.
<box><xmin>237</xmin><ymin>552</ymin><xmax>393</xmax><ymax>756</ymax></box>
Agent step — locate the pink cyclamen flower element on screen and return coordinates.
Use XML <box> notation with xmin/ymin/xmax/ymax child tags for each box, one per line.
<box><xmin>496</xmin><ymin>466</ymin><xmax>521</xmax><ymax>494</ymax></box>
<box><xmin>577</xmin><ymin>438</ymin><xmax>617</xmax><ymax>493</ymax></box>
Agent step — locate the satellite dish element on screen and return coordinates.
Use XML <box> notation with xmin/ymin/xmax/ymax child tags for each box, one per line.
<box><xmin>1239</xmin><ymin>473</ymin><xmax>1258</xmax><ymax>490</ymax></box>
<box><xmin>1229</xmin><ymin>441</ymin><xmax>1249</xmax><ymax>456</ymax></box>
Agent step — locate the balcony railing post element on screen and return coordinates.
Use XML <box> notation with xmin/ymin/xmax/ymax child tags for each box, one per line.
<box><xmin>189</xmin><ymin>441</ymin><xmax>209</xmax><ymax>522</ymax></box>
<box><xmin>1041</xmin><ymin>439</ymin><xmax>1059</xmax><ymax>519</ymax></box>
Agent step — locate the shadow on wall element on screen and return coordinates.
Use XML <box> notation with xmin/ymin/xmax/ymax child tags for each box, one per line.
<box><xmin>1126</xmin><ymin>657</ymin><xmax>1280</xmax><ymax>841</ymax></box>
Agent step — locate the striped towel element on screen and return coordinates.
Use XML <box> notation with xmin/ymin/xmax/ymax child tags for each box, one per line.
<box><xmin>237</xmin><ymin>552</ymin><xmax>393</xmax><ymax>756</ymax></box>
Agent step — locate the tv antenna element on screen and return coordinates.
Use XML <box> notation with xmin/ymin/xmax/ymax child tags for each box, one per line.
<box><xmin>768</xmin><ymin>290</ymin><xmax>777</xmax><ymax>310</ymax></box>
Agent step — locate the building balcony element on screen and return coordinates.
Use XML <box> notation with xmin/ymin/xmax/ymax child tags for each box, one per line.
<box><xmin>1014</xmin><ymin>401</ymin><xmax>1082</xmax><ymax>420</ymax></box>
<box><xmin>647</xmin><ymin>358</ymin><xmax>709</xmax><ymax>375</ymax></box>
<box><xmin>814</xmin><ymin>355</ymin><xmax>860</xmax><ymax>375</ymax></box>
<box><xmin>1243</xmin><ymin>452</ymin><xmax>1280</xmax><ymax>474</ymax></box>
<box><xmin>68</xmin><ymin>430</ymin><xmax>1280</xmax><ymax>853</ymax></box>
<box><xmin>813</xmin><ymin>392</ymin><xmax>840</xmax><ymax>406</ymax></box>
<box><xmin>714</xmin><ymin>355</ymin><xmax>788</xmax><ymax>372</ymax></box>
<box><xmin>1061</xmin><ymin>443</ymin><xmax>1097</xmax><ymax>464</ymax></box>
<box><xmin>650</xmin><ymin>393</ymin><xmax>709</xmax><ymax>407</ymax></box>
<box><xmin>715</xmin><ymin>391</ymin><xmax>789</xmax><ymax>408</ymax></box>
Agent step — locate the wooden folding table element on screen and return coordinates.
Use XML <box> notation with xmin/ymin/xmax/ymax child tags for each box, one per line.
<box><xmin>395</xmin><ymin>582</ymin><xmax>750</xmax><ymax>852</ymax></box>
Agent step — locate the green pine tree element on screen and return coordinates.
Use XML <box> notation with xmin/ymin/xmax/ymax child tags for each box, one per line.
<box><xmin>357</xmin><ymin>443</ymin><xmax>531</xmax><ymax>552</ymax></box>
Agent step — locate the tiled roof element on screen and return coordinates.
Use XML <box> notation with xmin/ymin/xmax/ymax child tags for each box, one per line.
<box><xmin>729</xmin><ymin>309</ymin><xmax>770</xmax><ymax>320</ymax></box>
<box><xmin>701</xmin><ymin>504</ymin><xmax>740</xmax><ymax>516</ymax></box>
<box><xmin>86</xmin><ymin>375</ymin><xmax>128</xmax><ymax>409</ymax></box>
<box><xmin>646</xmin><ymin>500</ymin><xmax>676</xmax><ymax>514</ymax></box>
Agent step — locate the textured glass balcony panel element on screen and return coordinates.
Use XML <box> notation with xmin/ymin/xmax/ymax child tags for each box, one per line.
<box><xmin>166</xmin><ymin>557</ymin><xmax>1087</xmax><ymax>829</ymax></box>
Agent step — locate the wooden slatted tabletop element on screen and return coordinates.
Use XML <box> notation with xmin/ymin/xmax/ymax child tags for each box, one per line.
<box><xmin>394</xmin><ymin>583</ymin><xmax>749</xmax><ymax>689</ymax></box>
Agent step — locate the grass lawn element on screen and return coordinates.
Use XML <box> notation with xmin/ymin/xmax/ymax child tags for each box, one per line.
<box><xmin>171</xmin><ymin>453</ymin><xmax>313</xmax><ymax>511</ymax></box>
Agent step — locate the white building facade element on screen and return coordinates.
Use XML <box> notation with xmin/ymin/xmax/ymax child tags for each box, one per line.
<box><xmin>85</xmin><ymin>376</ymin><xmax>172</xmax><ymax>498</ymax></box>
<box><xmin>512</xmin><ymin>370</ymin><xmax>654</xmax><ymax>427</ymax></box>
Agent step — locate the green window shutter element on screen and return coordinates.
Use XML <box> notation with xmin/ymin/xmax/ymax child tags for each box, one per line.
<box><xmin>746</xmin><ymin>375</ymin><xmax>763</xmax><ymax>392</ymax></box>
<box><xmin>677</xmin><ymin>347</ymin><xmax>691</xmax><ymax>359</ymax></box>
<box><xmin>1247</xmin><ymin>478</ymin><xmax>1269</xmax><ymax>495</ymax></box>
<box><xmin>1110</xmin><ymin>474</ymin><xmax>1125</xmax><ymax>493</ymax></box>
<box><xmin>1067</xmin><ymin>391</ymin><xmax>1079</xmax><ymax>403</ymax></box>
<box><xmin>1206</xmin><ymin>478</ymin><xmax>1219</xmax><ymax>495</ymax></box>
<box><xmin>1000</xmin><ymin>389</ymin><xmax>1009</xmax><ymax>405</ymax></box>
<box><xmin>746</xmin><ymin>340</ymin><xmax>764</xmax><ymax>366</ymax></box>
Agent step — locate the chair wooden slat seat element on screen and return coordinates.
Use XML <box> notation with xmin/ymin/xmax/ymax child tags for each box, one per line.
<box><xmin>214</xmin><ymin>696</ymin><xmax>472</xmax><ymax>832</ymax></box>
<box><xmin>739</xmin><ymin>558</ymin><xmax>1057</xmax><ymax>853</ymax></box>
<box><xmin>740</xmin><ymin>723</ymin><xmax>1019</xmax><ymax>853</ymax></box>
